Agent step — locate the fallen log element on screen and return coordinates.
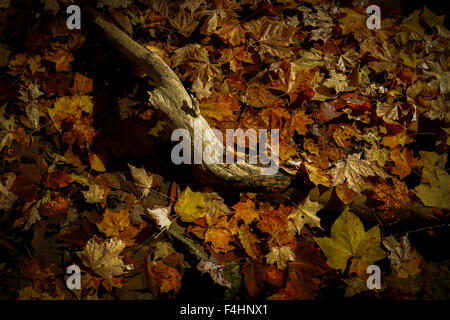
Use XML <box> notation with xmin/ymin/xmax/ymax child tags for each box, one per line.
<box><xmin>80</xmin><ymin>2</ymin><xmax>292</xmax><ymax>192</ymax></box>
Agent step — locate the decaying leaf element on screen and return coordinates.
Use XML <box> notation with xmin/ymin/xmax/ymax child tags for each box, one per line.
<box><xmin>82</xmin><ymin>184</ymin><xmax>104</xmax><ymax>204</ymax></box>
<box><xmin>0</xmin><ymin>174</ymin><xmax>17</xmax><ymax>210</ymax></box>
<box><xmin>79</xmin><ymin>236</ymin><xmax>133</xmax><ymax>281</ymax></box>
<box><xmin>265</xmin><ymin>246</ymin><xmax>295</xmax><ymax>270</ymax></box>
<box><xmin>197</xmin><ymin>257</ymin><xmax>232</xmax><ymax>288</ymax></box>
<box><xmin>288</xmin><ymin>193</ymin><xmax>324</xmax><ymax>235</ymax></box>
<box><xmin>383</xmin><ymin>235</ymin><xmax>422</xmax><ymax>278</ymax></box>
<box><xmin>147</xmin><ymin>206</ymin><xmax>172</xmax><ymax>230</ymax></box>
<box><xmin>18</xmin><ymin>83</ymin><xmax>43</xmax><ymax>129</ymax></box>
<box><xmin>330</xmin><ymin>153</ymin><xmax>389</xmax><ymax>193</ymax></box>
<box><xmin>128</xmin><ymin>164</ymin><xmax>153</xmax><ymax>198</ymax></box>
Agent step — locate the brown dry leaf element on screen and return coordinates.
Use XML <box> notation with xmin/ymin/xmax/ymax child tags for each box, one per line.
<box><xmin>181</xmin><ymin>0</ymin><xmax>206</xmax><ymax>13</ymax></box>
<box><xmin>330</xmin><ymin>153</ymin><xmax>389</xmax><ymax>193</ymax></box>
<box><xmin>335</xmin><ymin>183</ymin><xmax>357</xmax><ymax>205</ymax></box>
<box><xmin>42</xmin><ymin>0</ymin><xmax>60</xmax><ymax>15</ymax></box>
<box><xmin>78</xmin><ymin>236</ymin><xmax>133</xmax><ymax>281</ymax></box>
<box><xmin>97</xmin><ymin>0</ymin><xmax>132</xmax><ymax>9</ymax></box>
<box><xmin>360</xmin><ymin>37</ymin><xmax>399</xmax><ymax>73</ymax></box>
<box><xmin>176</xmin><ymin>45</ymin><xmax>222</xmax><ymax>85</ymax></box>
<box><xmin>291</xmin><ymin>109</ymin><xmax>314</xmax><ymax>136</ymax></box>
<box><xmin>331</xmin><ymin>124</ymin><xmax>360</xmax><ymax>148</ymax></box>
<box><xmin>110</xmin><ymin>9</ymin><xmax>133</xmax><ymax>34</ymax></box>
<box><xmin>338</xmin><ymin>8</ymin><xmax>373</xmax><ymax>42</ymax></box>
<box><xmin>426</xmin><ymin>96</ymin><xmax>450</xmax><ymax>122</ymax></box>
<box><xmin>147</xmin><ymin>259</ymin><xmax>182</xmax><ymax>295</ymax></box>
<box><xmin>8</xmin><ymin>53</ymin><xmax>28</xmax><ymax>76</ymax></box>
<box><xmin>258</xmin><ymin>204</ymin><xmax>295</xmax><ymax>247</ymax></box>
<box><xmin>203</xmin><ymin>191</ymin><xmax>231</xmax><ymax>216</ymax></box>
<box><xmin>39</xmin><ymin>193</ymin><xmax>70</xmax><ymax>217</ymax></box>
<box><xmin>44</xmin><ymin>42</ymin><xmax>74</xmax><ymax>72</ymax></box>
<box><xmin>245</xmin><ymin>17</ymin><xmax>296</xmax><ymax>60</ymax></box>
<box><xmin>383</xmin><ymin>235</ymin><xmax>422</xmax><ymax>278</ymax></box>
<box><xmin>265</xmin><ymin>246</ymin><xmax>295</xmax><ymax>270</ymax></box>
<box><xmin>269</xmin><ymin>242</ymin><xmax>331</xmax><ymax>300</ymax></box>
<box><xmin>204</xmin><ymin>223</ymin><xmax>235</xmax><ymax>254</ymax></box>
<box><xmin>241</xmin><ymin>262</ymin><xmax>285</xmax><ymax>298</ymax></box>
<box><xmin>377</xmin><ymin>101</ymin><xmax>400</xmax><ymax>122</ymax></box>
<box><xmin>18</xmin><ymin>83</ymin><xmax>43</xmax><ymax>129</ymax></box>
<box><xmin>371</xmin><ymin>178</ymin><xmax>410</xmax><ymax>220</ymax></box>
<box><xmin>269</xmin><ymin>60</ymin><xmax>316</xmax><ymax>102</ymax></box>
<box><xmin>245</xmin><ymin>84</ymin><xmax>284</xmax><ymax>109</ymax></box>
<box><xmin>217</xmin><ymin>46</ymin><xmax>254</xmax><ymax>72</ymax></box>
<box><xmin>288</xmin><ymin>193</ymin><xmax>324</xmax><ymax>235</ymax></box>
<box><xmin>381</xmin><ymin>130</ymin><xmax>413</xmax><ymax>149</ymax></box>
<box><xmin>199</xmin><ymin>92</ymin><xmax>240</xmax><ymax>122</ymax></box>
<box><xmin>45</xmin><ymin>171</ymin><xmax>74</xmax><ymax>189</ymax></box>
<box><xmin>169</xmin><ymin>10</ymin><xmax>200</xmax><ymax>37</ymax></box>
<box><xmin>82</xmin><ymin>184</ymin><xmax>104</xmax><ymax>204</ymax></box>
<box><xmin>70</xmin><ymin>73</ymin><xmax>93</xmax><ymax>95</ymax></box>
<box><xmin>191</xmin><ymin>76</ymin><xmax>213</xmax><ymax>100</ymax></box>
<box><xmin>215</xmin><ymin>19</ymin><xmax>247</xmax><ymax>46</ymax></box>
<box><xmin>85</xmin><ymin>151</ymin><xmax>105</xmax><ymax>172</ymax></box>
<box><xmin>0</xmin><ymin>173</ymin><xmax>17</xmax><ymax>210</ymax></box>
<box><xmin>128</xmin><ymin>164</ymin><xmax>153</xmax><ymax>198</ymax></box>
<box><xmin>197</xmin><ymin>257</ymin><xmax>232</xmax><ymax>288</ymax></box>
<box><xmin>298</xmin><ymin>4</ymin><xmax>335</xmax><ymax>43</ymax></box>
<box><xmin>48</xmin><ymin>96</ymin><xmax>93</xmax><ymax>132</ymax></box>
<box><xmin>304</xmin><ymin>162</ymin><xmax>332</xmax><ymax>187</ymax></box>
<box><xmin>324</xmin><ymin>70</ymin><xmax>348</xmax><ymax>94</ymax></box>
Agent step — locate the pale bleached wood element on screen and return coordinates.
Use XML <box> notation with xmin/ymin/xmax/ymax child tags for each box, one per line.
<box><xmin>82</xmin><ymin>3</ymin><xmax>291</xmax><ymax>192</ymax></box>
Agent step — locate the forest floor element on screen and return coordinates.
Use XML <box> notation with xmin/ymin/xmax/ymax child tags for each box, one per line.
<box><xmin>0</xmin><ymin>0</ymin><xmax>449</xmax><ymax>300</ymax></box>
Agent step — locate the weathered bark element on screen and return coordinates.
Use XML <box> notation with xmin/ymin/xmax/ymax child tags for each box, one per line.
<box><xmin>81</xmin><ymin>3</ymin><xmax>292</xmax><ymax>192</ymax></box>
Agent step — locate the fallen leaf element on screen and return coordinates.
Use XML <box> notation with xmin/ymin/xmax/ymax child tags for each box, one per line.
<box><xmin>330</xmin><ymin>152</ymin><xmax>389</xmax><ymax>193</ymax></box>
<box><xmin>97</xmin><ymin>208</ymin><xmax>130</xmax><ymax>238</ymax></box>
<box><xmin>174</xmin><ymin>187</ymin><xmax>207</xmax><ymax>222</ymax></box>
<box><xmin>197</xmin><ymin>257</ymin><xmax>232</xmax><ymax>288</ymax></box>
<box><xmin>383</xmin><ymin>235</ymin><xmax>422</xmax><ymax>278</ymax></box>
<box><xmin>269</xmin><ymin>242</ymin><xmax>331</xmax><ymax>300</ymax></box>
<box><xmin>78</xmin><ymin>236</ymin><xmax>133</xmax><ymax>281</ymax></box>
<box><xmin>288</xmin><ymin>193</ymin><xmax>324</xmax><ymax>235</ymax></box>
<box><xmin>265</xmin><ymin>246</ymin><xmax>295</xmax><ymax>270</ymax></box>
<box><xmin>147</xmin><ymin>206</ymin><xmax>172</xmax><ymax>230</ymax></box>
<box><xmin>128</xmin><ymin>164</ymin><xmax>153</xmax><ymax>198</ymax></box>
<box><xmin>238</xmin><ymin>224</ymin><xmax>260</xmax><ymax>260</ymax></box>
<box><xmin>314</xmin><ymin>207</ymin><xmax>386</xmax><ymax>276</ymax></box>
<box><xmin>82</xmin><ymin>184</ymin><xmax>104</xmax><ymax>204</ymax></box>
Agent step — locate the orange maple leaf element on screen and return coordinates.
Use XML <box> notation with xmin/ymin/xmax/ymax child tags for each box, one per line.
<box><xmin>390</xmin><ymin>146</ymin><xmax>417</xmax><ymax>179</ymax></box>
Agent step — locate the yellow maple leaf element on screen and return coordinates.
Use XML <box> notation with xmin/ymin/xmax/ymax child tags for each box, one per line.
<box><xmin>97</xmin><ymin>208</ymin><xmax>130</xmax><ymax>238</ymax></box>
<box><xmin>48</xmin><ymin>96</ymin><xmax>93</xmax><ymax>132</ymax></box>
<box><xmin>314</xmin><ymin>207</ymin><xmax>386</xmax><ymax>276</ymax></box>
<box><xmin>174</xmin><ymin>187</ymin><xmax>208</xmax><ymax>222</ymax></box>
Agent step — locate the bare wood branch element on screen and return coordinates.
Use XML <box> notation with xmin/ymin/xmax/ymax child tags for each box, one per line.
<box><xmin>81</xmin><ymin>3</ymin><xmax>292</xmax><ymax>192</ymax></box>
